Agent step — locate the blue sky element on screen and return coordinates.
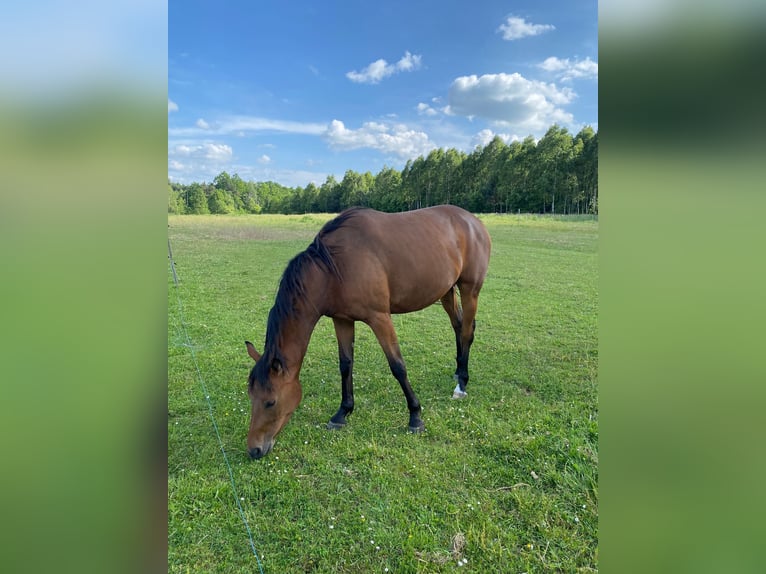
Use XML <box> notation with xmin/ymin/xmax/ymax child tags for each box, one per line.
<box><xmin>169</xmin><ymin>1</ymin><xmax>597</xmax><ymax>187</ymax></box>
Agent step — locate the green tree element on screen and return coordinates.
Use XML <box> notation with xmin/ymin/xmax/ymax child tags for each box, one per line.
<box><xmin>421</xmin><ymin>149</ymin><xmax>443</xmax><ymax>206</ymax></box>
<box><xmin>296</xmin><ymin>182</ymin><xmax>319</xmax><ymax>213</ymax></box>
<box><xmin>257</xmin><ymin>181</ymin><xmax>292</xmax><ymax>213</ymax></box>
<box><xmin>476</xmin><ymin>136</ymin><xmax>508</xmax><ymax>211</ymax></box>
<box><xmin>186</xmin><ymin>183</ymin><xmax>209</xmax><ymax>214</ymax></box>
<box><xmin>440</xmin><ymin>148</ymin><xmax>465</xmax><ymax>206</ymax></box>
<box><xmin>529</xmin><ymin>125</ymin><xmax>574</xmax><ymax>213</ymax></box>
<box><xmin>213</xmin><ymin>171</ymin><xmax>234</xmax><ymax>192</ymax></box>
<box><xmin>401</xmin><ymin>156</ymin><xmax>427</xmax><ymax>209</ymax></box>
<box><xmin>337</xmin><ymin>170</ymin><xmax>372</xmax><ymax>209</ymax></box>
<box><xmin>317</xmin><ymin>175</ymin><xmax>340</xmax><ymax>213</ymax></box>
<box><xmin>167</xmin><ymin>124</ymin><xmax>596</xmax><ymax>216</ymax></box>
<box><xmin>168</xmin><ymin>183</ymin><xmax>184</xmax><ymax>214</ymax></box>
<box><xmin>238</xmin><ymin>180</ymin><xmax>261</xmax><ymax>213</ymax></box>
<box><xmin>208</xmin><ymin>189</ymin><xmax>235</xmax><ymax>214</ymax></box>
<box><xmin>511</xmin><ymin>136</ymin><xmax>538</xmax><ymax>212</ymax></box>
<box><xmin>573</xmin><ymin>127</ymin><xmax>598</xmax><ymax>214</ymax></box>
<box><xmin>371</xmin><ymin>166</ymin><xmax>403</xmax><ymax>211</ymax></box>
<box><xmin>456</xmin><ymin>147</ymin><xmax>483</xmax><ymax>211</ymax></box>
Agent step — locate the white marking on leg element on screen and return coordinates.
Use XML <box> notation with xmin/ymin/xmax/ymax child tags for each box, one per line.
<box><xmin>452</xmin><ymin>381</ymin><xmax>467</xmax><ymax>399</ymax></box>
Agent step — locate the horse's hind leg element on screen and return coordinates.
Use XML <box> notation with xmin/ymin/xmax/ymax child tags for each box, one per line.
<box><xmin>452</xmin><ymin>283</ymin><xmax>481</xmax><ymax>398</ymax></box>
<box><xmin>366</xmin><ymin>312</ymin><xmax>424</xmax><ymax>433</ymax></box>
<box><xmin>328</xmin><ymin>317</ymin><xmax>355</xmax><ymax>430</ymax></box>
<box><xmin>440</xmin><ymin>287</ymin><xmax>466</xmax><ymax>397</ymax></box>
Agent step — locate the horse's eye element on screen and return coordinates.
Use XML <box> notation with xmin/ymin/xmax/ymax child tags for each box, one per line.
<box><xmin>264</xmin><ymin>400</ymin><xmax>276</xmax><ymax>409</ymax></box>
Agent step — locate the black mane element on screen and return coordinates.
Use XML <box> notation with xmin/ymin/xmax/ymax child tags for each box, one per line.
<box><xmin>249</xmin><ymin>209</ymin><xmax>366</xmax><ymax>388</ymax></box>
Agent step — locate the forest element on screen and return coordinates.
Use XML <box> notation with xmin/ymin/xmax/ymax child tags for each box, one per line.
<box><xmin>168</xmin><ymin>124</ymin><xmax>597</xmax><ymax>216</ymax></box>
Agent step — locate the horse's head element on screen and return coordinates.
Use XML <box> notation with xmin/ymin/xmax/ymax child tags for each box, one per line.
<box><xmin>244</xmin><ymin>341</ymin><xmax>302</xmax><ymax>459</ymax></box>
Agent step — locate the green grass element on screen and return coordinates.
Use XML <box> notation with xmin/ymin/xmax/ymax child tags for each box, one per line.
<box><xmin>168</xmin><ymin>213</ymin><xmax>598</xmax><ymax>573</ymax></box>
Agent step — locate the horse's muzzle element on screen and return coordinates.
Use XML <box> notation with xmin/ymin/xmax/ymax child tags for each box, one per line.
<box><xmin>248</xmin><ymin>440</ymin><xmax>275</xmax><ymax>459</ymax></box>
<box><xmin>248</xmin><ymin>447</ymin><xmax>265</xmax><ymax>459</ymax></box>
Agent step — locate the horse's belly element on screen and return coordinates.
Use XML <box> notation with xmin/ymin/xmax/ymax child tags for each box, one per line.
<box><xmin>388</xmin><ymin>272</ymin><xmax>456</xmax><ymax>314</ymax></box>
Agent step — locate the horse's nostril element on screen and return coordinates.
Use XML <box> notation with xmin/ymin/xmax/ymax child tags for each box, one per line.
<box><xmin>248</xmin><ymin>447</ymin><xmax>263</xmax><ymax>459</ymax></box>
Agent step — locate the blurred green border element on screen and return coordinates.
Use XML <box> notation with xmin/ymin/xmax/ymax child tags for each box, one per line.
<box><xmin>600</xmin><ymin>5</ymin><xmax>766</xmax><ymax>572</ymax></box>
<box><xmin>0</xmin><ymin>4</ymin><xmax>168</xmax><ymax>574</ymax></box>
<box><xmin>2</xmin><ymin>2</ymin><xmax>765</xmax><ymax>572</ymax></box>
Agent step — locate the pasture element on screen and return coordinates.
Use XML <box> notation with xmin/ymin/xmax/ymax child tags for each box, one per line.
<box><xmin>168</xmin><ymin>213</ymin><xmax>598</xmax><ymax>573</ymax></box>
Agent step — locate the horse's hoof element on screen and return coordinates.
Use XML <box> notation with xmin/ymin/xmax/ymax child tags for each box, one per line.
<box><xmin>452</xmin><ymin>381</ymin><xmax>467</xmax><ymax>399</ymax></box>
<box><xmin>408</xmin><ymin>424</ymin><xmax>425</xmax><ymax>434</ymax></box>
<box><xmin>326</xmin><ymin>421</ymin><xmax>346</xmax><ymax>430</ymax></box>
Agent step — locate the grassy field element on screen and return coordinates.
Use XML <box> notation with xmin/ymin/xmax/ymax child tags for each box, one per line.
<box><xmin>168</xmin><ymin>213</ymin><xmax>598</xmax><ymax>573</ymax></box>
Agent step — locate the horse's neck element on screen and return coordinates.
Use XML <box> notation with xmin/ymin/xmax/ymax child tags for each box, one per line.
<box><xmin>278</xmin><ymin>306</ymin><xmax>321</xmax><ymax>373</ymax></box>
<box><xmin>274</xmin><ymin>268</ymin><xmax>328</xmax><ymax>374</ymax></box>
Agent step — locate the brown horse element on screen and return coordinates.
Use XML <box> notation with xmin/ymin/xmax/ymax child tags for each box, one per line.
<box><xmin>244</xmin><ymin>205</ymin><xmax>491</xmax><ymax>459</ymax></box>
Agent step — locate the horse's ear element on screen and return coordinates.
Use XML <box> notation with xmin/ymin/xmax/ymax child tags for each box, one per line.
<box><xmin>245</xmin><ymin>341</ymin><xmax>261</xmax><ymax>362</ymax></box>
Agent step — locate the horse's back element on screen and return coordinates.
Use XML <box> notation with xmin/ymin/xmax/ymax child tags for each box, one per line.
<box><xmin>324</xmin><ymin>206</ymin><xmax>490</xmax><ymax>316</ymax></box>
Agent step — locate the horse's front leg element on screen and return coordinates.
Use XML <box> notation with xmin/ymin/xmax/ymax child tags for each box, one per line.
<box><xmin>327</xmin><ymin>317</ymin><xmax>355</xmax><ymax>429</ymax></box>
<box><xmin>366</xmin><ymin>312</ymin><xmax>425</xmax><ymax>433</ymax></box>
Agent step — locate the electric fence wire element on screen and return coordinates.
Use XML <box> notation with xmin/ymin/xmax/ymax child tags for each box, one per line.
<box><xmin>168</xmin><ymin>238</ymin><xmax>265</xmax><ymax>573</ymax></box>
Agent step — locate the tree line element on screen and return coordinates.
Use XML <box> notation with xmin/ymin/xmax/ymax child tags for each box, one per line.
<box><xmin>168</xmin><ymin>124</ymin><xmax>597</xmax><ymax>216</ymax></box>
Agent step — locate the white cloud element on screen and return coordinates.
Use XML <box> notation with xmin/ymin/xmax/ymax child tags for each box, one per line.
<box><xmin>472</xmin><ymin>129</ymin><xmax>497</xmax><ymax>148</ymax></box>
<box><xmin>195</xmin><ymin>118</ymin><xmax>210</xmax><ymax>129</ymax></box>
<box><xmin>396</xmin><ymin>51</ymin><xmax>421</xmax><ymax>72</ymax></box>
<box><xmin>346</xmin><ymin>51</ymin><xmax>423</xmax><ymax>84</ymax></box>
<box><xmin>446</xmin><ymin>73</ymin><xmax>575</xmax><ymax>132</ymax></box>
<box><xmin>471</xmin><ymin>129</ymin><xmax>521</xmax><ymax>149</ymax></box>
<box><xmin>170</xmin><ymin>142</ymin><xmax>233</xmax><ymax>162</ymax></box>
<box><xmin>222</xmin><ymin>116</ymin><xmax>327</xmax><ymax>134</ymax></box>
<box><xmin>324</xmin><ymin>119</ymin><xmax>435</xmax><ymax>158</ymax></box>
<box><xmin>417</xmin><ymin>102</ymin><xmax>439</xmax><ymax>117</ymax></box>
<box><xmin>498</xmin><ymin>16</ymin><xmax>555</xmax><ymax>40</ymax></box>
<box><xmin>168</xmin><ymin>116</ymin><xmax>327</xmax><ymax>138</ymax></box>
<box><xmin>257</xmin><ymin>154</ymin><xmax>272</xmax><ymax>165</ymax></box>
<box><xmin>539</xmin><ymin>56</ymin><xmax>598</xmax><ymax>81</ymax></box>
<box><xmin>167</xmin><ymin>142</ymin><xmax>235</xmax><ymax>183</ymax></box>
<box><xmin>168</xmin><ymin>99</ymin><xmax>178</xmax><ymax>113</ymax></box>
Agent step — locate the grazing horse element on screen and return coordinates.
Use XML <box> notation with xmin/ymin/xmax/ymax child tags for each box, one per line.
<box><xmin>244</xmin><ymin>205</ymin><xmax>491</xmax><ymax>459</ymax></box>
